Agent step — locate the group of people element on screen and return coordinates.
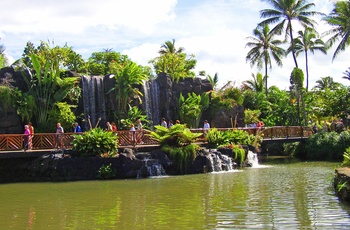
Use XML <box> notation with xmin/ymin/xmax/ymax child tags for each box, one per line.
<box><xmin>130</xmin><ymin>119</ymin><xmax>143</xmax><ymax>145</ymax></box>
<box><xmin>105</xmin><ymin>121</ymin><xmax>117</xmax><ymax>133</ymax></box>
<box><xmin>312</xmin><ymin>119</ymin><xmax>345</xmax><ymax>134</ymax></box>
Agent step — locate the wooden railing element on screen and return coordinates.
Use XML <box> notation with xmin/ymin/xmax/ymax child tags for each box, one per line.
<box><xmin>0</xmin><ymin>126</ymin><xmax>313</xmax><ymax>151</ymax></box>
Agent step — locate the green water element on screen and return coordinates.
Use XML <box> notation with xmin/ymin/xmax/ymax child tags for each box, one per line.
<box><xmin>1</xmin><ymin>162</ymin><xmax>350</xmax><ymax>229</ymax></box>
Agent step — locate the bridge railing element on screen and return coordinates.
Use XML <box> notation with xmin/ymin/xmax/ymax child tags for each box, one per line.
<box><xmin>0</xmin><ymin>126</ymin><xmax>312</xmax><ymax>151</ymax></box>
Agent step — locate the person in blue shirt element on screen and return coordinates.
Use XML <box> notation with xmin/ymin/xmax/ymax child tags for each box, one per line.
<box><xmin>74</xmin><ymin>122</ymin><xmax>82</xmax><ymax>133</ymax></box>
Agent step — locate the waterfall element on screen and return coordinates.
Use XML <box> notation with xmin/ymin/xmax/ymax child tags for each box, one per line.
<box><xmin>247</xmin><ymin>151</ymin><xmax>259</xmax><ymax>167</ymax></box>
<box><xmin>81</xmin><ymin>76</ymin><xmax>107</xmax><ymax>131</ymax></box>
<box><xmin>207</xmin><ymin>151</ymin><xmax>235</xmax><ymax>172</ymax></box>
<box><xmin>142</xmin><ymin>80</ymin><xmax>160</xmax><ymax>127</ymax></box>
<box><xmin>137</xmin><ymin>158</ymin><xmax>167</xmax><ymax>178</ymax></box>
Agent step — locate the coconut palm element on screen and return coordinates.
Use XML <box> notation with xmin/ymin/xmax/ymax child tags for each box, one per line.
<box><xmin>287</xmin><ymin>27</ymin><xmax>327</xmax><ymax>91</ymax></box>
<box><xmin>207</xmin><ymin>72</ymin><xmax>219</xmax><ymax>91</ymax></box>
<box><xmin>323</xmin><ymin>0</ymin><xmax>350</xmax><ymax>60</ymax></box>
<box><xmin>245</xmin><ymin>24</ymin><xmax>285</xmax><ymax>95</ymax></box>
<box><xmin>159</xmin><ymin>39</ymin><xmax>184</xmax><ymax>54</ymax></box>
<box><xmin>313</xmin><ymin>76</ymin><xmax>341</xmax><ymax>90</ymax></box>
<box><xmin>259</xmin><ymin>0</ymin><xmax>324</xmax><ymax>68</ymax></box>
<box><xmin>343</xmin><ymin>67</ymin><xmax>350</xmax><ymax>81</ymax></box>
<box><xmin>242</xmin><ymin>72</ymin><xmax>265</xmax><ymax>92</ymax></box>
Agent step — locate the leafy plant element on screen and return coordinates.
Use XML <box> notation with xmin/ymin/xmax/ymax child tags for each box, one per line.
<box><xmin>342</xmin><ymin>147</ymin><xmax>350</xmax><ymax>167</ymax></box>
<box><xmin>72</xmin><ymin>128</ymin><xmax>118</xmax><ymax>157</ymax></box>
<box><xmin>178</xmin><ymin>92</ymin><xmax>209</xmax><ymax>128</ymax></box>
<box><xmin>149</xmin><ymin>124</ymin><xmax>201</xmax><ymax>147</ymax></box>
<box><xmin>163</xmin><ymin>144</ymin><xmax>199</xmax><ymax>174</ymax></box>
<box><xmin>97</xmin><ymin>163</ymin><xmax>115</xmax><ymax>179</ymax></box>
<box><xmin>232</xmin><ymin>145</ymin><xmax>246</xmax><ymax>164</ymax></box>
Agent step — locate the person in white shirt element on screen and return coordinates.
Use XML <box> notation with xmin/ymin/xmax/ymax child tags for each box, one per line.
<box><xmin>203</xmin><ymin>120</ymin><xmax>210</xmax><ymax>137</ymax></box>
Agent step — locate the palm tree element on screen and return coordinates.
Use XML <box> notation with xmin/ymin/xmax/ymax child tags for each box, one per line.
<box><xmin>313</xmin><ymin>76</ymin><xmax>341</xmax><ymax>90</ymax></box>
<box><xmin>323</xmin><ymin>0</ymin><xmax>350</xmax><ymax>60</ymax></box>
<box><xmin>245</xmin><ymin>24</ymin><xmax>285</xmax><ymax>95</ymax></box>
<box><xmin>242</xmin><ymin>72</ymin><xmax>265</xmax><ymax>92</ymax></box>
<box><xmin>159</xmin><ymin>39</ymin><xmax>184</xmax><ymax>55</ymax></box>
<box><xmin>259</xmin><ymin>0</ymin><xmax>324</xmax><ymax>68</ymax></box>
<box><xmin>207</xmin><ymin>72</ymin><xmax>219</xmax><ymax>91</ymax></box>
<box><xmin>287</xmin><ymin>27</ymin><xmax>327</xmax><ymax>92</ymax></box>
<box><xmin>343</xmin><ymin>67</ymin><xmax>350</xmax><ymax>81</ymax></box>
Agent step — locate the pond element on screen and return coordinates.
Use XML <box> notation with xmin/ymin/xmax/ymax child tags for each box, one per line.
<box><xmin>1</xmin><ymin>161</ymin><xmax>350</xmax><ymax>229</ymax></box>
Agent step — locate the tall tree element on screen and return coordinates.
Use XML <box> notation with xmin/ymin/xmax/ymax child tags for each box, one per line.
<box><xmin>0</xmin><ymin>39</ymin><xmax>8</xmax><ymax>68</ymax></box>
<box><xmin>245</xmin><ymin>24</ymin><xmax>285</xmax><ymax>95</ymax></box>
<box><xmin>323</xmin><ymin>0</ymin><xmax>350</xmax><ymax>60</ymax></box>
<box><xmin>287</xmin><ymin>27</ymin><xmax>327</xmax><ymax>91</ymax></box>
<box><xmin>259</xmin><ymin>0</ymin><xmax>323</xmax><ymax>68</ymax></box>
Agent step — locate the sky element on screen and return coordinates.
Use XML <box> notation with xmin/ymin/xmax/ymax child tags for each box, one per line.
<box><xmin>1</xmin><ymin>0</ymin><xmax>349</xmax><ymax>90</ymax></box>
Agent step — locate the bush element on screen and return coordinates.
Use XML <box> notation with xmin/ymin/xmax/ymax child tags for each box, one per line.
<box><xmin>97</xmin><ymin>163</ymin><xmax>115</xmax><ymax>179</ymax></box>
<box><xmin>72</xmin><ymin>128</ymin><xmax>118</xmax><ymax>157</ymax></box>
<box><xmin>305</xmin><ymin>131</ymin><xmax>350</xmax><ymax>161</ymax></box>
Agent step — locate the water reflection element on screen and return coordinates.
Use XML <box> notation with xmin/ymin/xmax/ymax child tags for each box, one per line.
<box><xmin>1</xmin><ymin>162</ymin><xmax>350</xmax><ymax>229</ymax></box>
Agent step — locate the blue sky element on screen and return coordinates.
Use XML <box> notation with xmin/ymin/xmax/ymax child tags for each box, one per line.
<box><xmin>1</xmin><ymin>0</ymin><xmax>348</xmax><ymax>89</ymax></box>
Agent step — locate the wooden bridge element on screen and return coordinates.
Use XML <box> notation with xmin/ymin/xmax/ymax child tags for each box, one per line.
<box><xmin>0</xmin><ymin>126</ymin><xmax>313</xmax><ymax>152</ymax></box>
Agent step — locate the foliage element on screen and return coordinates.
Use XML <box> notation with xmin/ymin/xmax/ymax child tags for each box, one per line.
<box><xmin>87</xmin><ymin>50</ymin><xmax>127</xmax><ymax>75</ymax></box>
<box><xmin>206</xmin><ymin>128</ymin><xmax>262</xmax><ymax>149</ymax></box>
<box><xmin>245</xmin><ymin>24</ymin><xmax>285</xmax><ymax>95</ymax></box>
<box><xmin>232</xmin><ymin>145</ymin><xmax>246</xmax><ymax>164</ymax></box>
<box><xmin>46</xmin><ymin>102</ymin><xmax>76</xmax><ymax>133</ymax></box>
<box><xmin>17</xmin><ymin>42</ymin><xmax>79</xmax><ymax>131</ymax></box>
<box><xmin>162</xmin><ymin>144</ymin><xmax>199</xmax><ymax>174</ymax></box>
<box><xmin>323</xmin><ymin>0</ymin><xmax>350</xmax><ymax>60</ymax></box>
<box><xmin>244</xmin><ymin>109</ymin><xmax>261</xmax><ymax>125</ymax></box>
<box><xmin>0</xmin><ymin>86</ymin><xmax>13</xmax><ymax>113</ymax></box>
<box><xmin>108</xmin><ymin>60</ymin><xmax>149</xmax><ymax>120</ymax></box>
<box><xmin>178</xmin><ymin>92</ymin><xmax>209</xmax><ymax>128</ymax></box>
<box><xmin>149</xmin><ymin>124</ymin><xmax>201</xmax><ymax>147</ymax></box>
<box><xmin>342</xmin><ymin>147</ymin><xmax>350</xmax><ymax>167</ymax></box>
<box><xmin>305</xmin><ymin>131</ymin><xmax>350</xmax><ymax>161</ymax></box>
<box><xmin>150</xmin><ymin>40</ymin><xmax>196</xmax><ymax>82</ymax></box>
<box><xmin>97</xmin><ymin>163</ymin><xmax>115</xmax><ymax>179</ymax></box>
<box><xmin>72</xmin><ymin>128</ymin><xmax>118</xmax><ymax>157</ymax></box>
<box><xmin>242</xmin><ymin>72</ymin><xmax>265</xmax><ymax>93</ymax></box>
<box><xmin>119</xmin><ymin>106</ymin><xmax>149</xmax><ymax>130</ymax></box>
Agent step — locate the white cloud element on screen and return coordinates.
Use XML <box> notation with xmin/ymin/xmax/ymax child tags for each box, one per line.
<box><xmin>1</xmin><ymin>0</ymin><xmax>349</xmax><ymax>89</ymax></box>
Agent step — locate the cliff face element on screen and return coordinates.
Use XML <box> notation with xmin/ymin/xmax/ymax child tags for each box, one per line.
<box><xmin>0</xmin><ymin>67</ymin><xmax>243</xmax><ymax>133</ymax></box>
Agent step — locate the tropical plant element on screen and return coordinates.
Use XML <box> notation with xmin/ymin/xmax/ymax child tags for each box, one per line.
<box><xmin>158</xmin><ymin>39</ymin><xmax>184</xmax><ymax>54</ymax></box>
<box><xmin>108</xmin><ymin>60</ymin><xmax>149</xmax><ymax>120</ymax></box>
<box><xmin>232</xmin><ymin>145</ymin><xmax>246</xmax><ymax>165</ymax></box>
<box><xmin>207</xmin><ymin>72</ymin><xmax>219</xmax><ymax>91</ymax></box>
<box><xmin>242</xmin><ymin>72</ymin><xmax>265</xmax><ymax>92</ymax></box>
<box><xmin>150</xmin><ymin>39</ymin><xmax>196</xmax><ymax>82</ymax></box>
<box><xmin>149</xmin><ymin>124</ymin><xmax>202</xmax><ymax>147</ymax></box>
<box><xmin>87</xmin><ymin>50</ymin><xmax>128</xmax><ymax>75</ymax></box>
<box><xmin>323</xmin><ymin>0</ymin><xmax>350</xmax><ymax>60</ymax></box>
<box><xmin>244</xmin><ymin>109</ymin><xmax>261</xmax><ymax>125</ymax></box>
<box><xmin>312</xmin><ymin>76</ymin><xmax>341</xmax><ymax>90</ymax></box>
<box><xmin>119</xmin><ymin>106</ymin><xmax>149</xmax><ymax>130</ymax></box>
<box><xmin>97</xmin><ymin>163</ymin><xmax>115</xmax><ymax>179</ymax></box>
<box><xmin>287</xmin><ymin>27</ymin><xmax>327</xmax><ymax>91</ymax></box>
<box><xmin>18</xmin><ymin>46</ymin><xmax>79</xmax><ymax>130</ymax></box>
<box><xmin>245</xmin><ymin>24</ymin><xmax>285</xmax><ymax>95</ymax></box>
<box><xmin>342</xmin><ymin>146</ymin><xmax>350</xmax><ymax>167</ymax></box>
<box><xmin>259</xmin><ymin>0</ymin><xmax>324</xmax><ymax>68</ymax></box>
<box><xmin>342</xmin><ymin>67</ymin><xmax>350</xmax><ymax>81</ymax></box>
<box><xmin>0</xmin><ymin>39</ymin><xmax>7</xmax><ymax>68</ymax></box>
<box><xmin>178</xmin><ymin>92</ymin><xmax>210</xmax><ymax>128</ymax></box>
<box><xmin>149</xmin><ymin>124</ymin><xmax>201</xmax><ymax>174</ymax></box>
<box><xmin>290</xmin><ymin>67</ymin><xmax>305</xmax><ymax>125</ymax></box>
<box><xmin>72</xmin><ymin>128</ymin><xmax>118</xmax><ymax>158</ymax></box>
<box><xmin>47</xmin><ymin>102</ymin><xmax>77</xmax><ymax>133</ymax></box>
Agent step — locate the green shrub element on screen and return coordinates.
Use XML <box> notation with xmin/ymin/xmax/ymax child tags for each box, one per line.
<box><xmin>97</xmin><ymin>163</ymin><xmax>115</xmax><ymax>179</ymax></box>
<box><xmin>72</xmin><ymin>128</ymin><xmax>118</xmax><ymax>157</ymax></box>
<box><xmin>232</xmin><ymin>145</ymin><xmax>245</xmax><ymax>164</ymax></box>
<box><xmin>163</xmin><ymin>144</ymin><xmax>199</xmax><ymax>174</ymax></box>
<box><xmin>342</xmin><ymin>147</ymin><xmax>350</xmax><ymax>167</ymax></box>
<box><xmin>305</xmin><ymin>131</ymin><xmax>350</xmax><ymax>161</ymax></box>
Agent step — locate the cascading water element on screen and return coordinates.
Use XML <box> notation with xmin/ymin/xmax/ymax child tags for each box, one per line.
<box><xmin>247</xmin><ymin>150</ymin><xmax>259</xmax><ymax>167</ymax></box>
<box><xmin>81</xmin><ymin>75</ymin><xmax>107</xmax><ymax>131</ymax></box>
<box><xmin>142</xmin><ymin>80</ymin><xmax>160</xmax><ymax>127</ymax></box>
<box><xmin>137</xmin><ymin>158</ymin><xmax>167</xmax><ymax>178</ymax></box>
<box><xmin>207</xmin><ymin>151</ymin><xmax>235</xmax><ymax>172</ymax></box>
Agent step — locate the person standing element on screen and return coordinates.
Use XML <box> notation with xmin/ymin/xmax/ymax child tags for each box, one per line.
<box><xmin>23</xmin><ymin>125</ymin><xmax>30</xmax><ymax>152</ymax></box>
<box><xmin>161</xmin><ymin>118</ymin><xmax>167</xmax><ymax>128</ymax></box>
<box><xmin>55</xmin><ymin>123</ymin><xmax>64</xmax><ymax>149</ymax></box>
<box><xmin>28</xmin><ymin>122</ymin><xmax>34</xmax><ymax>150</ymax></box>
<box><xmin>111</xmin><ymin>122</ymin><xmax>117</xmax><ymax>133</ymax></box>
<box><xmin>130</xmin><ymin>123</ymin><xmax>136</xmax><ymax>145</ymax></box>
<box><xmin>74</xmin><ymin>122</ymin><xmax>82</xmax><ymax>133</ymax></box>
<box><xmin>136</xmin><ymin>119</ymin><xmax>144</xmax><ymax>144</ymax></box>
<box><xmin>106</xmin><ymin>122</ymin><xmax>113</xmax><ymax>132</ymax></box>
<box><xmin>203</xmin><ymin>120</ymin><xmax>210</xmax><ymax>137</ymax></box>
<box><xmin>168</xmin><ymin>120</ymin><xmax>174</xmax><ymax>128</ymax></box>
